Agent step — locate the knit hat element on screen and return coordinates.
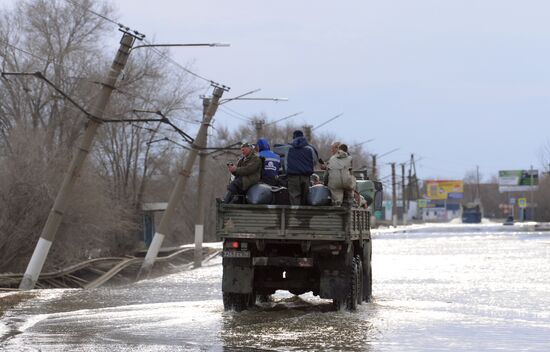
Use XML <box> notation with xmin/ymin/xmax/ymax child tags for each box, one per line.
<box><xmin>292</xmin><ymin>130</ymin><xmax>304</xmax><ymax>139</ymax></box>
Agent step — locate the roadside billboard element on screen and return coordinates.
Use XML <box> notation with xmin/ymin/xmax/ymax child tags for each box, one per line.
<box><xmin>425</xmin><ymin>180</ymin><xmax>464</xmax><ymax>200</ymax></box>
<box><xmin>417</xmin><ymin>199</ymin><xmax>428</xmax><ymax>208</ymax></box>
<box><xmin>498</xmin><ymin>170</ymin><xmax>538</xmax><ymax>192</ymax></box>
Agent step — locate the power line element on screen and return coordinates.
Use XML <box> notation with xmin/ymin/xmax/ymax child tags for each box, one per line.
<box><xmin>220</xmin><ymin>105</ymin><xmax>255</xmax><ymax>120</ymax></box>
<box><xmin>145</xmin><ymin>45</ymin><xmax>221</xmax><ymax>87</ymax></box>
<box><xmin>64</xmin><ymin>0</ymin><xmax>227</xmax><ymax>89</ymax></box>
<box><xmin>218</xmin><ymin>106</ymin><xmax>253</xmax><ymax>122</ymax></box>
<box><xmin>64</xmin><ymin>0</ymin><xmax>123</xmax><ymax>28</ymax></box>
<box><xmin>0</xmin><ymin>38</ymin><xmax>99</xmax><ymax>82</ymax></box>
<box><xmin>0</xmin><ymin>38</ymin><xmax>53</xmax><ymax>65</ymax></box>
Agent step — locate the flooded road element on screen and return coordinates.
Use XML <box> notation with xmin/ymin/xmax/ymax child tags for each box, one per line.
<box><xmin>1</xmin><ymin>223</ymin><xmax>550</xmax><ymax>351</ymax></box>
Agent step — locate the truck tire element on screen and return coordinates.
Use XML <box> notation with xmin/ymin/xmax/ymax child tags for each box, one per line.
<box><xmin>223</xmin><ymin>292</ymin><xmax>250</xmax><ymax>312</ymax></box>
<box><xmin>355</xmin><ymin>255</ymin><xmax>363</xmax><ymax>305</ymax></box>
<box><xmin>257</xmin><ymin>294</ymin><xmax>272</xmax><ymax>303</ymax></box>
<box><xmin>333</xmin><ymin>258</ymin><xmax>358</xmax><ymax>311</ymax></box>
<box><xmin>248</xmin><ymin>291</ymin><xmax>256</xmax><ymax>307</ymax></box>
<box><xmin>363</xmin><ymin>243</ymin><xmax>373</xmax><ymax>302</ymax></box>
<box><xmin>365</xmin><ymin>261</ymin><xmax>372</xmax><ymax>302</ymax></box>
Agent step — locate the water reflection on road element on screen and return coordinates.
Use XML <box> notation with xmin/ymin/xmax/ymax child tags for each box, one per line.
<box><xmin>1</xmin><ymin>223</ymin><xmax>550</xmax><ymax>351</ymax></box>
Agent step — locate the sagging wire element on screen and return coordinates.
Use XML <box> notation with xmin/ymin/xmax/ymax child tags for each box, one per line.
<box><xmin>0</xmin><ymin>38</ymin><xmax>94</xmax><ymax>81</ymax></box>
<box><xmin>1</xmin><ymin>71</ymin><xmax>99</xmax><ymax>122</ymax></box>
<box><xmin>131</xmin><ymin>109</ymin><xmax>194</xmax><ymax>144</ymax></box>
<box><xmin>147</xmin><ymin>136</ymin><xmax>241</xmax><ymax>159</ymax></box>
<box><xmin>0</xmin><ymin>70</ymin><xmax>198</xmax><ymax>142</ymax></box>
<box><xmin>145</xmin><ymin>45</ymin><xmax>225</xmax><ymax>89</ymax></box>
<box><xmin>218</xmin><ymin>106</ymin><xmax>253</xmax><ymax>122</ymax></box>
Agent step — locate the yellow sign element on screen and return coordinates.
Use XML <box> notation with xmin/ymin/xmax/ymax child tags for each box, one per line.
<box><xmin>518</xmin><ymin>197</ymin><xmax>527</xmax><ymax>208</ymax></box>
<box><xmin>426</xmin><ymin>180</ymin><xmax>464</xmax><ymax>200</ymax></box>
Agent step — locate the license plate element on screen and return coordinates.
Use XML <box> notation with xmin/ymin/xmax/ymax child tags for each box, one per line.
<box><xmin>223</xmin><ymin>250</ymin><xmax>251</xmax><ymax>258</ymax></box>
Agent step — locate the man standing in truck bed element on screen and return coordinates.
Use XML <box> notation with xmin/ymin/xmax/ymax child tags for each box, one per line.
<box><xmin>286</xmin><ymin>130</ymin><xmax>319</xmax><ymax>205</ymax></box>
<box><xmin>257</xmin><ymin>138</ymin><xmax>281</xmax><ymax>186</ymax></box>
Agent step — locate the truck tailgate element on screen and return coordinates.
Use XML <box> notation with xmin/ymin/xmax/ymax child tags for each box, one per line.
<box><xmin>217</xmin><ymin>203</ymin><xmax>369</xmax><ymax>241</ymax></box>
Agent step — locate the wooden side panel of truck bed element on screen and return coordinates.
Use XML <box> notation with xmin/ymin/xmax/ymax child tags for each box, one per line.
<box><xmin>217</xmin><ymin>203</ymin><xmax>370</xmax><ymax>241</ymax></box>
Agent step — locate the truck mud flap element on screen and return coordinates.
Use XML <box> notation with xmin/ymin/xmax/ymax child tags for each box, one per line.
<box><xmin>319</xmin><ymin>269</ymin><xmax>348</xmax><ymax>300</ymax></box>
<box><xmin>222</xmin><ymin>265</ymin><xmax>254</xmax><ymax>294</ymax></box>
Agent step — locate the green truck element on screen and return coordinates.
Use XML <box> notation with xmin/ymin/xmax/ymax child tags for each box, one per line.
<box><xmin>217</xmin><ymin>179</ymin><xmax>383</xmax><ymax>311</ymax></box>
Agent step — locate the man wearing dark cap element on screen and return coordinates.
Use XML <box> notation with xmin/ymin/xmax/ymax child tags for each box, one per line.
<box><xmin>286</xmin><ymin>130</ymin><xmax>319</xmax><ymax>205</ymax></box>
<box><xmin>223</xmin><ymin>142</ymin><xmax>262</xmax><ymax>203</ymax></box>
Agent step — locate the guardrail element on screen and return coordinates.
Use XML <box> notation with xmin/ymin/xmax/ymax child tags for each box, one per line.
<box><xmin>0</xmin><ymin>247</ymin><xmax>221</xmax><ymax>290</ymax></box>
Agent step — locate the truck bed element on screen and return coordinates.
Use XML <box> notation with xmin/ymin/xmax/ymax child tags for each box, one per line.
<box><xmin>217</xmin><ymin>203</ymin><xmax>370</xmax><ymax>241</ymax></box>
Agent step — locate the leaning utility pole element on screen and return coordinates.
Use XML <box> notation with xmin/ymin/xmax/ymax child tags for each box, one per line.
<box><xmin>194</xmin><ymin>98</ymin><xmax>210</xmax><ymax>268</ymax></box>
<box><xmin>409</xmin><ymin>154</ymin><xmax>419</xmax><ymax>201</ymax></box>
<box><xmin>138</xmin><ymin>86</ymin><xmax>225</xmax><ymax>279</ymax></box>
<box><xmin>530</xmin><ymin>165</ymin><xmax>535</xmax><ymax>221</ymax></box>
<box><xmin>391</xmin><ymin>162</ymin><xmax>397</xmax><ymax>227</ymax></box>
<box><xmin>401</xmin><ymin>163</ymin><xmax>407</xmax><ymax>225</ymax></box>
<box><xmin>371</xmin><ymin>155</ymin><xmax>377</xmax><ymax>180</ymax></box>
<box><xmin>19</xmin><ymin>32</ymin><xmax>136</xmax><ymax>290</ymax></box>
<box><xmin>303</xmin><ymin>124</ymin><xmax>313</xmax><ymax>141</ymax></box>
<box><xmin>407</xmin><ymin>164</ymin><xmax>412</xmax><ymax>207</ymax></box>
<box><xmin>475</xmin><ymin>165</ymin><xmax>481</xmax><ymax>202</ymax></box>
<box><xmin>254</xmin><ymin>119</ymin><xmax>265</xmax><ymax>141</ymax></box>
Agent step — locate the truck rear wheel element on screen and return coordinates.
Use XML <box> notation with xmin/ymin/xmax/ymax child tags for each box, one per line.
<box><xmin>363</xmin><ymin>243</ymin><xmax>373</xmax><ymax>302</ymax></box>
<box><xmin>364</xmin><ymin>261</ymin><xmax>372</xmax><ymax>301</ymax></box>
<box><xmin>223</xmin><ymin>292</ymin><xmax>251</xmax><ymax>312</ymax></box>
<box><xmin>355</xmin><ymin>255</ymin><xmax>363</xmax><ymax>305</ymax></box>
<box><xmin>257</xmin><ymin>294</ymin><xmax>272</xmax><ymax>303</ymax></box>
<box><xmin>333</xmin><ymin>257</ymin><xmax>359</xmax><ymax>311</ymax></box>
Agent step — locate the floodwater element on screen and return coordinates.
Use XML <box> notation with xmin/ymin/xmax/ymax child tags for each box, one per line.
<box><xmin>1</xmin><ymin>222</ymin><xmax>550</xmax><ymax>351</ymax></box>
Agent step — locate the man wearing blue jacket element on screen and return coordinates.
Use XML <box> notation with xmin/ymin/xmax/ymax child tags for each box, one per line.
<box><xmin>286</xmin><ymin>130</ymin><xmax>319</xmax><ymax>205</ymax></box>
<box><xmin>257</xmin><ymin>138</ymin><xmax>281</xmax><ymax>186</ymax></box>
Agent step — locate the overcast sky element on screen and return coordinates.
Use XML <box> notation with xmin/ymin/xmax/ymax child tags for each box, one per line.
<box><xmin>111</xmin><ymin>0</ymin><xmax>550</xmax><ymax>182</ymax></box>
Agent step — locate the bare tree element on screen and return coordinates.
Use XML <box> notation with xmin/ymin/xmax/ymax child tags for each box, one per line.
<box><xmin>0</xmin><ymin>0</ymin><xmax>199</xmax><ymax>271</ymax></box>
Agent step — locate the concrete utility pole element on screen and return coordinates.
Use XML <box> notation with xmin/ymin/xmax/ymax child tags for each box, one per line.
<box><xmin>401</xmin><ymin>163</ymin><xmax>407</xmax><ymax>225</ymax></box>
<box><xmin>254</xmin><ymin>119</ymin><xmax>265</xmax><ymax>141</ymax></box>
<box><xmin>407</xmin><ymin>165</ymin><xmax>412</xmax><ymax>207</ymax></box>
<box><xmin>138</xmin><ymin>86</ymin><xmax>225</xmax><ymax>279</ymax></box>
<box><xmin>19</xmin><ymin>33</ymin><xmax>136</xmax><ymax>290</ymax></box>
<box><xmin>303</xmin><ymin>125</ymin><xmax>313</xmax><ymax>141</ymax></box>
<box><xmin>391</xmin><ymin>162</ymin><xmax>397</xmax><ymax>227</ymax></box>
<box><xmin>194</xmin><ymin>98</ymin><xmax>210</xmax><ymax>268</ymax></box>
<box><xmin>371</xmin><ymin>155</ymin><xmax>377</xmax><ymax>180</ymax></box>
<box><xmin>475</xmin><ymin>165</ymin><xmax>481</xmax><ymax>202</ymax></box>
<box><xmin>530</xmin><ymin>165</ymin><xmax>535</xmax><ymax>221</ymax></box>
